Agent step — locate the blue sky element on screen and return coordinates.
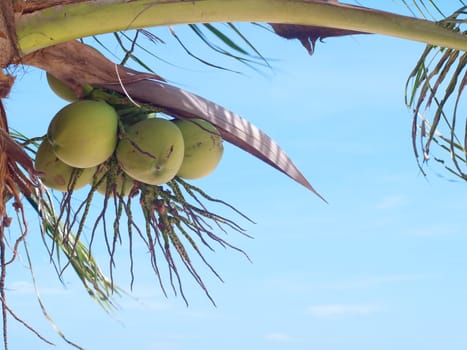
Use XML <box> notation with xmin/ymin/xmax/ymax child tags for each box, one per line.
<box><xmin>4</xmin><ymin>2</ymin><xmax>467</xmax><ymax>350</ymax></box>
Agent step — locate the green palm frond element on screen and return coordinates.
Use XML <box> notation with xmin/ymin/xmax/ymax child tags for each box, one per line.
<box><xmin>185</xmin><ymin>23</ymin><xmax>271</xmax><ymax>70</ymax></box>
<box><xmin>406</xmin><ymin>6</ymin><xmax>467</xmax><ymax>180</ymax></box>
<box><xmin>96</xmin><ymin>23</ymin><xmax>271</xmax><ymax>76</ymax></box>
<box><xmin>398</xmin><ymin>0</ymin><xmax>446</xmax><ymax>19</ymax></box>
<box><xmin>12</xmin><ymin>131</ymin><xmax>120</xmax><ymax>310</ymax></box>
<box><xmin>393</xmin><ymin>0</ymin><xmax>467</xmax><ymax>19</ymax></box>
<box><xmin>418</xmin><ymin>115</ymin><xmax>467</xmax><ymax>180</ymax></box>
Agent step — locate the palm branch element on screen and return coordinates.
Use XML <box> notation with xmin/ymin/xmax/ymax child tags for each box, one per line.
<box><xmin>406</xmin><ymin>5</ymin><xmax>467</xmax><ymax>180</ymax></box>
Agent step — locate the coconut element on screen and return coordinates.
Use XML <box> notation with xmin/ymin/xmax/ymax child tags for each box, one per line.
<box><xmin>116</xmin><ymin>118</ymin><xmax>184</xmax><ymax>185</ymax></box>
<box><xmin>35</xmin><ymin>139</ymin><xmax>96</xmax><ymax>191</ymax></box>
<box><xmin>46</xmin><ymin>72</ymin><xmax>93</xmax><ymax>102</ymax></box>
<box><xmin>46</xmin><ymin>72</ymin><xmax>79</xmax><ymax>102</ymax></box>
<box><xmin>47</xmin><ymin>100</ymin><xmax>118</xmax><ymax>168</ymax></box>
<box><xmin>173</xmin><ymin>118</ymin><xmax>223</xmax><ymax>179</ymax></box>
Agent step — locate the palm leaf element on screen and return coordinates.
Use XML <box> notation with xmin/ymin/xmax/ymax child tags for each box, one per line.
<box><xmin>398</xmin><ymin>0</ymin><xmax>445</xmax><ymax>19</ymax></box>
<box><xmin>406</xmin><ymin>6</ymin><xmax>467</xmax><ymax>179</ymax></box>
<box><xmin>398</xmin><ymin>0</ymin><xmax>466</xmax><ymax>19</ymax></box>
<box><xmin>21</xmin><ymin>173</ymin><xmax>119</xmax><ymax>309</ymax></box>
<box><xmin>10</xmin><ymin>131</ymin><xmax>119</xmax><ymax>310</ymax></box>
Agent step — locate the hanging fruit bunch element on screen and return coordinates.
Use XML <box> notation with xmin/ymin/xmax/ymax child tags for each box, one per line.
<box><xmin>39</xmin><ymin>73</ymin><xmax>224</xmax><ymax>191</ymax></box>
<box><xmin>30</xmin><ymin>73</ymin><xmax>247</xmax><ymax>303</ymax></box>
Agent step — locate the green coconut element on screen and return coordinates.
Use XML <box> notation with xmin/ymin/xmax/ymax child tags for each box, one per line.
<box><xmin>47</xmin><ymin>100</ymin><xmax>118</xmax><ymax>168</ymax></box>
<box><xmin>116</xmin><ymin>118</ymin><xmax>184</xmax><ymax>185</ymax></box>
<box><xmin>173</xmin><ymin>118</ymin><xmax>224</xmax><ymax>179</ymax></box>
<box><xmin>34</xmin><ymin>139</ymin><xmax>96</xmax><ymax>191</ymax></box>
<box><xmin>46</xmin><ymin>72</ymin><xmax>79</xmax><ymax>102</ymax></box>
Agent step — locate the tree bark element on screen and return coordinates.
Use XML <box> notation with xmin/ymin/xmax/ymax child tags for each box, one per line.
<box><xmin>0</xmin><ymin>0</ymin><xmax>20</xmax><ymax>97</ymax></box>
<box><xmin>14</xmin><ymin>0</ymin><xmax>91</xmax><ymax>14</ymax></box>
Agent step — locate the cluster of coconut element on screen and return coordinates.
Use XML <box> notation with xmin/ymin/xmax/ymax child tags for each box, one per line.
<box><xmin>35</xmin><ymin>75</ymin><xmax>224</xmax><ymax>196</ymax></box>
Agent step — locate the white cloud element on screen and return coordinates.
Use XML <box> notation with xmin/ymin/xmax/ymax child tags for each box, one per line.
<box><xmin>8</xmin><ymin>280</ymin><xmax>67</xmax><ymax>296</ymax></box>
<box><xmin>265</xmin><ymin>332</ymin><xmax>300</xmax><ymax>343</ymax></box>
<box><xmin>320</xmin><ymin>273</ymin><xmax>423</xmax><ymax>290</ymax></box>
<box><xmin>146</xmin><ymin>340</ymin><xmax>180</xmax><ymax>350</ymax></box>
<box><xmin>375</xmin><ymin>194</ymin><xmax>407</xmax><ymax>209</ymax></box>
<box><xmin>410</xmin><ymin>225</ymin><xmax>457</xmax><ymax>236</ymax></box>
<box><xmin>306</xmin><ymin>303</ymin><xmax>380</xmax><ymax>318</ymax></box>
<box><xmin>8</xmin><ymin>280</ymin><xmax>34</xmax><ymax>294</ymax></box>
<box><xmin>261</xmin><ymin>273</ymin><xmax>422</xmax><ymax>297</ymax></box>
<box><xmin>178</xmin><ymin>309</ymin><xmax>224</xmax><ymax>320</ymax></box>
<box><xmin>121</xmin><ymin>296</ymin><xmax>172</xmax><ymax>312</ymax></box>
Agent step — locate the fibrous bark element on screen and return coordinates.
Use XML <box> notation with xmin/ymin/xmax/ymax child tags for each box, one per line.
<box><xmin>14</xmin><ymin>0</ymin><xmax>91</xmax><ymax>14</ymax></box>
<box><xmin>0</xmin><ymin>0</ymin><xmax>19</xmax><ymax>97</ymax></box>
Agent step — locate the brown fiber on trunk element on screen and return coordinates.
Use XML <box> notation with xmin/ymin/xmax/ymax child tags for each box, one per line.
<box><xmin>22</xmin><ymin>41</ymin><xmax>164</xmax><ymax>96</ymax></box>
<box><xmin>13</xmin><ymin>0</ymin><xmax>91</xmax><ymax>14</ymax></box>
<box><xmin>0</xmin><ymin>0</ymin><xmax>19</xmax><ymax>94</ymax></box>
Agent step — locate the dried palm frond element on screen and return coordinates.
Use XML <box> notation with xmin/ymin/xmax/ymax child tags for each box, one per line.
<box><xmin>270</xmin><ymin>23</ymin><xmax>366</xmax><ymax>54</ymax></box>
<box><xmin>0</xmin><ymin>99</ymin><xmax>42</xmax><ymax>350</ymax></box>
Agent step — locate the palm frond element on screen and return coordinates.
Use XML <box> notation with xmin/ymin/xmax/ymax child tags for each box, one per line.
<box><xmin>95</xmin><ymin>23</ymin><xmax>271</xmax><ymax>76</ymax></box>
<box><xmin>419</xmin><ymin>115</ymin><xmax>467</xmax><ymax>181</ymax></box>
<box><xmin>23</xmin><ymin>241</ymin><xmax>83</xmax><ymax>349</ymax></box>
<box><xmin>398</xmin><ymin>0</ymin><xmax>446</xmax><ymax>19</ymax></box>
<box><xmin>11</xmin><ymin>131</ymin><xmax>120</xmax><ymax>311</ymax></box>
<box><xmin>171</xmin><ymin>23</ymin><xmax>271</xmax><ymax>72</ymax></box>
<box><xmin>406</xmin><ymin>6</ymin><xmax>467</xmax><ymax>179</ymax></box>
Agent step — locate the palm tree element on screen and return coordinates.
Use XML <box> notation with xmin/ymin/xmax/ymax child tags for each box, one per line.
<box><xmin>0</xmin><ymin>0</ymin><xmax>466</xmax><ymax>348</ymax></box>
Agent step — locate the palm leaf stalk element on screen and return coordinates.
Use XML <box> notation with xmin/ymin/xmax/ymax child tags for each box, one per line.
<box><xmin>15</xmin><ymin>0</ymin><xmax>467</xmax><ymax>55</ymax></box>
